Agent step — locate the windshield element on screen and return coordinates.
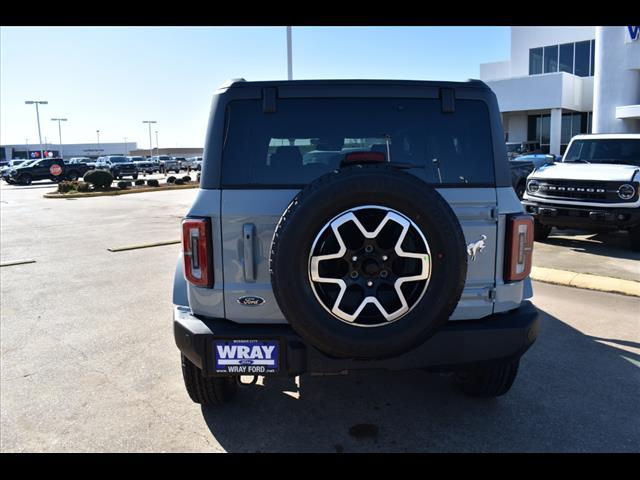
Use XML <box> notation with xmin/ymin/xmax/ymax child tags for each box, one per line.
<box><xmin>564</xmin><ymin>139</ymin><xmax>640</xmax><ymax>166</ymax></box>
<box><xmin>109</xmin><ymin>157</ymin><xmax>128</xmax><ymax>163</ymax></box>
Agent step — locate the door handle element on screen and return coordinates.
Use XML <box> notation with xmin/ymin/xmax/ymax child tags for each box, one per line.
<box><xmin>243</xmin><ymin>223</ymin><xmax>256</xmax><ymax>282</ymax></box>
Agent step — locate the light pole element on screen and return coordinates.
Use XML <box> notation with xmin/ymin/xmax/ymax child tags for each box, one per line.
<box><xmin>51</xmin><ymin>118</ymin><xmax>67</xmax><ymax>159</ymax></box>
<box><xmin>142</xmin><ymin>121</ymin><xmax>157</xmax><ymax>158</ymax></box>
<box><xmin>155</xmin><ymin>130</ymin><xmax>159</xmax><ymax>156</ymax></box>
<box><xmin>25</xmin><ymin>100</ymin><xmax>48</xmax><ymax>158</ymax></box>
<box><xmin>124</xmin><ymin>137</ymin><xmax>128</xmax><ymax>155</ymax></box>
<box><xmin>286</xmin><ymin>26</ymin><xmax>293</xmax><ymax>80</ymax></box>
<box><xmin>25</xmin><ymin>138</ymin><xmax>29</xmax><ymax>159</ymax></box>
<box><xmin>97</xmin><ymin>130</ymin><xmax>100</xmax><ymax>145</ymax></box>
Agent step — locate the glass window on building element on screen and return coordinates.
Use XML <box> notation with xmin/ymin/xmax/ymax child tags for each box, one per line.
<box><xmin>559</xmin><ymin>43</ymin><xmax>574</xmax><ymax>73</ymax></box>
<box><xmin>529</xmin><ymin>47</ymin><xmax>543</xmax><ymax>75</ymax></box>
<box><xmin>528</xmin><ymin>114</ymin><xmax>551</xmax><ymax>153</ymax></box>
<box><xmin>590</xmin><ymin>39</ymin><xmax>596</xmax><ymax>76</ymax></box>
<box><xmin>574</xmin><ymin>40</ymin><xmax>591</xmax><ymax>77</ymax></box>
<box><xmin>543</xmin><ymin>45</ymin><xmax>558</xmax><ymax>73</ymax></box>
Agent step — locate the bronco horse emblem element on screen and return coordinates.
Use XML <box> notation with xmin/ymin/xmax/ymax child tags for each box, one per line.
<box><xmin>467</xmin><ymin>235</ymin><xmax>487</xmax><ymax>262</ymax></box>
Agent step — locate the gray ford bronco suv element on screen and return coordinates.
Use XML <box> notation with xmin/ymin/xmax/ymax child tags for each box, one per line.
<box><xmin>173</xmin><ymin>79</ymin><xmax>539</xmax><ymax>405</ymax></box>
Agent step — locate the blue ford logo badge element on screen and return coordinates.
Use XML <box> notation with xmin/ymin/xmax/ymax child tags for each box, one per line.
<box><xmin>237</xmin><ymin>296</ymin><xmax>266</xmax><ymax>306</ymax></box>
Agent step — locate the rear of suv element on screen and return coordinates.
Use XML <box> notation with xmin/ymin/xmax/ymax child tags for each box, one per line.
<box><xmin>173</xmin><ymin>79</ymin><xmax>539</xmax><ymax>405</ymax></box>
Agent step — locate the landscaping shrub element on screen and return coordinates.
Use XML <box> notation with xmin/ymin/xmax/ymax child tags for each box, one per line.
<box><xmin>84</xmin><ymin>169</ymin><xmax>113</xmax><ymax>189</ymax></box>
<box><xmin>117</xmin><ymin>181</ymin><xmax>132</xmax><ymax>190</ymax></box>
<box><xmin>182</xmin><ymin>176</ymin><xmax>191</xmax><ymax>183</ymax></box>
<box><xmin>174</xmin><ymin>178</ymin><xmax>185</xmax><ymax>185</ymax></box>
<box><xmin>147</xmin><ymin>179</ymin><xmax>160</xmax><ymax>187</ymax></box>
<box><xmin>166</xmin><ymin>176</ymin><xmax>176</xmax><ymax>184</ymax></box>
<box><xmin>76</xmin><ymin>181</ymin><xmax>90</xmax><ymax>192</ymax></box>
<box><xmin>57</xmin><ymin>180</ymin><xmax>78</xmax><ymax>193</ymax></box>
<box><xmin>135</xmin><ymin>179</ymin><xmax>145</xmax><ymax>186</ymax></box>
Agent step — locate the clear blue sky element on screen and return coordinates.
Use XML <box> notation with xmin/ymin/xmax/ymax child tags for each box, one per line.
<box><xmin>0</xmin><ymin>26</ymin><xmax>510</xmax><ymax>149</ymax></box>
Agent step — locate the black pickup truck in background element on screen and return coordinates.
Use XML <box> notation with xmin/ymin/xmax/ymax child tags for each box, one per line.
<box><xmin>1</xmin><ymin>158</ymin><xmax>91</xmax><ymax>185</ymax></box>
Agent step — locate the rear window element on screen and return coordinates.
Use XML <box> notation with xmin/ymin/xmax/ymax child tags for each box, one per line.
<box><xmin>221</xmin><ymin>98</ymin><xmax>495</xmax><ymax>187</ymax></box>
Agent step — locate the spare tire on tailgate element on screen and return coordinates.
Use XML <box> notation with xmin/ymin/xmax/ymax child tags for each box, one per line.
<box><xmin>270</xmin><ymin>164</ymin><xmax>467</xmax><ymax>360</ymax></box>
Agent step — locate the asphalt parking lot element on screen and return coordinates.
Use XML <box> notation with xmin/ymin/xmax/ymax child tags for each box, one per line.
<box><xmin>1</xmin><ymin>180</ymin><xmax>639</xmax><ymax>452</ymax></box>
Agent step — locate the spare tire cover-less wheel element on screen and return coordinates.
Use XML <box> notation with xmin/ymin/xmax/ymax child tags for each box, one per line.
<box><xmin>270</xmin><ymin>165</ymin><xmax>468</xmax><ymax>360</ymax></box>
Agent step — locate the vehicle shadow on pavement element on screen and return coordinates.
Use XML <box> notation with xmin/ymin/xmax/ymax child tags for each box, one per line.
<box><xmin>200</xmin><ymin>308</ymin><xmax>640</xmax><ymax>453</ymax></box>
<box><xmin>542</xmin><ymin>230</ymin><xmax>640</xmax><ymax>261</ymax></box>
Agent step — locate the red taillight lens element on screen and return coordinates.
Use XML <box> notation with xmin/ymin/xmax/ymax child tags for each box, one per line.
<box><xmin>182</xmin><ymin>218</ymin><xmax>213</xmax><ymax>288</ymax></box>
<box><xmin>505</xmin><ymin>214</ymin><xmax>534</xmax><ymax>282</ymax></box>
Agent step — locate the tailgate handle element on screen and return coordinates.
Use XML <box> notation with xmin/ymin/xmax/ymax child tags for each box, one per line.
<box><xmin>243</xmin><ymin>223</ymin><xmax>256</xmax><ymax>282</ymax></box>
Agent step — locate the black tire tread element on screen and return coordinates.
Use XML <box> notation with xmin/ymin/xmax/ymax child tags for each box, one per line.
<box><xmin>181</xmin><ymin>355</ymin><xmax>237</xmax><ymax>406</ymax></box>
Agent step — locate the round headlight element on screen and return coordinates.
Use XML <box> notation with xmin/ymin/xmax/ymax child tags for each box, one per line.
<box><xmin>617</xmin><ymin>184</ymin><xmax>636</xmax><ymax>200</ymax></box>
<box><xmin>527</xmin><ymin>180</ymin><xmax>540</xmax><ymax>193</ymax></box>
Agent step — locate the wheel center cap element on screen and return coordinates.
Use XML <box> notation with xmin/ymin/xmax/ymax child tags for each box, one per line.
<box><xmin>362</xmin><ymin>258</ymin><xmax>381</xmax><ymax>277</ymax></box>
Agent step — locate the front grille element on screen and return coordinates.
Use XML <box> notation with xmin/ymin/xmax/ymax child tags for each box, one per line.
<box><xmin>527</xmin><ymin>179</ymin><xmax>638</xmax><ymax>203</ymax></box>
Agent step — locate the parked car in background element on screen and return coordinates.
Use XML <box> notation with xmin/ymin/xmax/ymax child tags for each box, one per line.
<box><xmin>2</xmin><ymin>157</ymin><xmax>89</xmax><ymax>185</ymax></box>
<box><xmin>506</xmin><ymin>141</ymin><xmax>544</xmax><ymax>159</ymax></box>
<box><xmin>173</xmin><ymin>157</ymin><xmax>186</xmax><ymax>169</ymax></box>
<box><xmin>1</xmin><ymin>159</ymin><xmax>30</xmax><ymax>176</ymax></box>
<box><xmin>95</xmin><ymin>155</ymin><xmax>138</xmax><ymax>180</ymax></box>
<box><xmin>67</xmin><ymin>157</ymin><xmax>96</xmax><ymax>171</ymax></box>
<box><xmin>509</xmin><ymin>154</ymin><xmax>557</xmax><ymax>199</ymax></box>
<box><xmin>129</xmin><ymin>156</ymin><xmax>158</xmax><ymax>174</ymax></box>
<box><xmin>151</xmin><ymin>155</ymin><xmax>180</xmax><ymax>173</ymax></box>
<box><xmin>150</xmin><ymin>155</ymin><xmax>180</xmax><ymax>173</ymax></box>
<box><xmin>523</xmin><ymin>133</ymin><xmax>640</xmax><ymax>250</ymax></box>
<box><xmin>182</xmin><ymin>156</ymin><xmax>202</xmax><ymax>170</ymax></box>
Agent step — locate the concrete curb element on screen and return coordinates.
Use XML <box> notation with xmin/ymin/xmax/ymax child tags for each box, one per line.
<box><xmin>43</xmin><ymin>183</ymin><xmax>198</xmax><ymax>199</ymax></box>
<box><xmin>531</xmin><ymin>266</ymin><xmax>640</xmax><ymax>298</ymax></box>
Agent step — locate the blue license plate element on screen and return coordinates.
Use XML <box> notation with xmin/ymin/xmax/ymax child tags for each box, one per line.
<box><xmin>214</xmin><ymin>339</ymin><xmax>279</xmax><ymax>374</ymax></box>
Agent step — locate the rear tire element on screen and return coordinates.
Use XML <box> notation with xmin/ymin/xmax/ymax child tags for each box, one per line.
<box><xmin>454</xmin><ymin>358</ymin><xmax>520</xmax><ymax>398</ymax></box>
<box><xmin>181</xmin><ymin>355</ymin><xmax>238</xmax><ymax>406</ymax></box>
<box><xmin>533</xmin><ymin>219</ymin><xmax>552</xmax><ymax>241</ymax></box>
<box><xmin>132</xmin><ymin>173</ymin><xmax>138</xmax><ymax>180</ymax></box>
<box><xmin>629</xmin><ymin>225</ymin><xmax>640</xmax><ymax>252</ymax></box>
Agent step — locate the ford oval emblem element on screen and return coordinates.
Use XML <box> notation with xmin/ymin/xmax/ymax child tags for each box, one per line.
<box><xmin>237</xmin><ymin>296</ymin><xmax>266</xmax><ymax>306</ymax></box>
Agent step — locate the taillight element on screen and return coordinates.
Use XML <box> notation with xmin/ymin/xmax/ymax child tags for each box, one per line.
<box><xmin>504</xmin><ymin>214</ymin><xmax>534</xmax><ymax>282</ymax></box>
<box><xmin>182</xmin><ymin>217</ymin><xmax>213</xmax><ymax>288</ymax></box>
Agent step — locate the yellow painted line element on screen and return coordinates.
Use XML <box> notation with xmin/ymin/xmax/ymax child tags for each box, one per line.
<box><xmin>108</xmin><ymin>240</ymin><xmax>181</xmax><ymax>252</ymax></box>
<box><xmin>0</xmin><ymin>259</ymin><xmax>36</xmax><ymax>267</ymax></box>
<box><xmin>531</xmin><ymin>266</ymin><xmax>640</xmax><ymax>298</ymax></box>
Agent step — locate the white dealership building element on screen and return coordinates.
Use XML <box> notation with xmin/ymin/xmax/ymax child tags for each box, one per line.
<box><xmin>481</xmin><ymin>26</ymin><xmax>640</xmax><ymax>155</ymax></box>
<box><xmin>0</xmin><ymin>142</ymin><xmax>138</xmax><ymax>161</ymax></box>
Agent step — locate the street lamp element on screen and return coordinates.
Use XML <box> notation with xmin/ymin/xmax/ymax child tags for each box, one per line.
<box><xmin>25</xmin><ymin>100</ymin><xmax>48</xmax><ymax>159</ymax></box>
<box><xmin>142</xmin><ymin>120</ymin><xmax>157</xmax><ymax>158</ymax></box>
<box><xmin>124</xmin><ymin>137</ymin><xmax>128</xmax><ymax>155</ymax></box>
<box><xmin>51</xmin><ymin>118</ymin><xmax>67</xmax><ymax>159</ymax></box>
<box><xmin>97</xmin><ymin>130</ymin><xmax>100</xmax><ymax>145</ymax></box>
<box><xmin>25</xmin><ymin>138</ymin><xmax>29</xmax><ymax>159</ymax></box>
<box><xmin>155</xmin><ymin>130</ymin><xmax>159</xmax><ymax>156</ymax></box>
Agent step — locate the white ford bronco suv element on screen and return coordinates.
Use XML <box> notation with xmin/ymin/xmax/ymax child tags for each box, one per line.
<box><xmin>173</xmin><ymin>79</ymin><xmax>539</xmax><ymax>405</ymax></box>
<box><xmin>523</xmin><ymin>134</ymin><xmax>640</xmax><ymax>251</ymax></box>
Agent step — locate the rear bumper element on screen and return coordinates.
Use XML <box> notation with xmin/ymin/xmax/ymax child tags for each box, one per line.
<box><xmin>523</xmin><ymin>200</ymin><xmax>640</xmax><ymax>230</ymax></box>
<box><xmin>174</xmin><ymin>302</ymin><xmax>540</xmax><ymax>377</ymax></box>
